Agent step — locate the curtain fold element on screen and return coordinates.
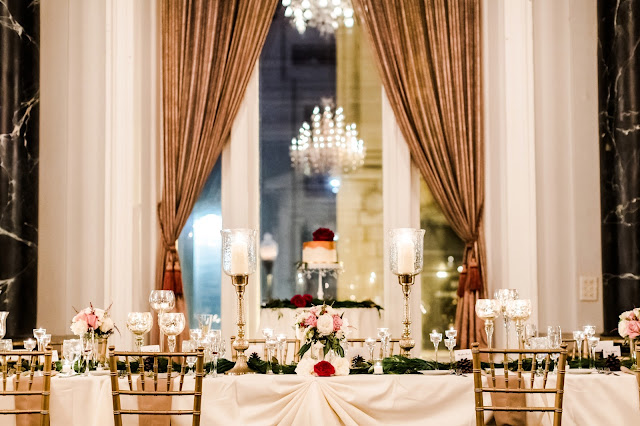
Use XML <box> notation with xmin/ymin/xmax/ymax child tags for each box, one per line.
<box><xmin>157</xmin><ymin>0</ymin><xmax>278</xmax><ymax>342</ymax></box>
<box><xmin>353</xmin><ymin>0</ymin><xmax>486</xmax><ymax>348</ymax></box>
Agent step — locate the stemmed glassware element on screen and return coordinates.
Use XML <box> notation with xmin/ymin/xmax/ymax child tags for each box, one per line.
<box><xmin>197</xmin><ymin>314</ymin><xmax>214</xmax><ymax>335</ymax></box>
<box><xmin>475</xmin><ymin>299</ymin><xmax>500</xmax><ymax>349</ymax></box>
<box><xmin>377</xmin><ymin>328</ymin><xmax>390</xmax><ymax>358</ymax></box>
<box><xmin>61</xmin><ymin>339</ymin><xmax>81</xmax><ymax>377</ymax></box>
<box><xmin>207</xmin><ymin>331</ymin><xmax>221</xmax><ymax>378</ymax></box>
<box><xmin>524</xmin><ymin>324</ymin><xmax>538</xmax><ymax>347</ymax></box>
<box><xmin>583</xmin><ymin>325</ymin><xmax>596</xmax><ymax>368</ymax></box>
<box><xmin>182</xmin><ymin>340</ymin><xmax>197</xmax><ymax>375</ymax></box>
<box><xmin>365</xmin><ymin>337</ymin><xmax>376</xmax><ymax>362</ymax></box>
<box><xmin>276</xmin><ymin>334</ymin><xmax>287</xmax><ymax>374</ymax></box>
<box><xmin>189</xmin><ymin>329</ymin><xmax>203</xmax><ymax>347</ymax></box>
<box><xmin>495</xmin><ymin>289</ymin><xmax>518</xmax><ymax>348</ymax></box>
<box><xmin>429</xmin><ymin>330</ymin><xmax>443</xmax><ymax>366</ymax></box>
<box><xmin>33</xmin><ymin>328</ymin><xmax>46</xmax><ymax>351</ymax></box>
<box><xmin>23</xmin><ymin>339</ymin><xmax>36</xmax><ymax>351</ymax></box>
<box><xmin>81</xmin><ymin>335</ymin><xmax>94</xmax><ymax>375</ymax></box>
<box><xmin>126</xmin><ymin>312</ymin><xmax>153</xmax><ymax>352</ymax></box>
<box><xmin>529</xmin><ymin>337</ymin><xmax>548</xmax><ymax>376</ymax></box>
<box><xmin>149</xmin><ymin>290</ymin><xmax>176</xmax><ymax>351</ymax></box>
<box><xmin>158</xmin><ymin>313</ymin><xmax>185</xmax><ymax>353</ymax></box>
<box><xmin>573</xmin><ymin>330</ymin><xmax>585</xmax><ymax>369</ymax></box>
<box><xmin>265</xmin><ymin>338</ymin><xmax>277</xmax><ymax>375</ymax></box>
<box><xmin>43</xmin><ymin>334</ymin><xmax>52</xmax><ymax>350</ymax></box>
<box><xmin>587</xmin><ymin>336</ymin><xmax>600</xmax><ymax>370</ymax></box>
<box><xmin>547</xmin><ymin>326</ymin><xmax>562</xmax><ymax>373</ymax></box>
<box><xmin>445</xmin><ymin>337</ymin><xmax>456</xmax><ymax>374</ymax></box>
<box><xmin>505</xmin><ymin>299</ymin><xmax>532</xmax><ymax>349</ymax></box>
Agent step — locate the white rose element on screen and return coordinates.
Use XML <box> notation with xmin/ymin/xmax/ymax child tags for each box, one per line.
<box><xmin>620</xmin><ymin>310</ymin><xmax>632</xmax><ymax>320</ymax></box>
<box><xmin>295</xmin><ymin>358</ymin><xmax>315</xmax><ymax>376</ymax></box>
<box><xmin>100</xmin><ymin>317</ymin><xmax>114</xmax><ymax>333</ymax></box>
<box><xmin>71</xmin><ymin>319</ymin><xmax>88</xmax><ymax>336</ymax></box>
<box><xmin>634</xmin><ymin>308</ymin><xmax>640</xmax><ymax>319</ymax></box>
<box><xmin>618</xmin><ymin>319</ymin><xmax>629</xmax><ymax>337</ymax></box>
<box><xmin>324</xmin><ymin>306</ymin><xmax>335</xmax><ymax>315</ymax></box>
<box><xmin>316</xmin><ymin>314</ymin><xmax>334</xmax><ymax>336</ymax></box>
<box><xmin>94</xmin><ymin>308</ymin><xmax>105</xmax><ymax>319</ymax></box>
<box><xmin>331</xmin><ymin>356</ymin><xmax>350</xmax><ymax>376</ymax></box>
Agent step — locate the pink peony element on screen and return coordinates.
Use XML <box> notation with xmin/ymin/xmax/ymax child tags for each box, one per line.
<box><xmin>304</xmin><ymin>314</ymin><xmax>317</xmax><ymax>327</ymax></box>
<box><xmin>332</xmin><ymin>315</ymin><xmax>343</xmax><ymax>332</ymax></box>
<box><xmin>628</xmin><ymin>321</ymin><xmax>640</xmax><ymax>339</ymax></box>
<box><xmin>81</xmin><ymin>312</ymin><xmax>99</xmax><ymax>329</ymax></box>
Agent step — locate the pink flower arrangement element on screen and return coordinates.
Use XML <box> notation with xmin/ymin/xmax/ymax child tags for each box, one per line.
<box><xmin>618</xmin><ymin>308</ymin><xmax>640</xmax><ymax>339</ymax></box>
<box><xmin>294</xmin><ymin>304</ymin><xmax>347</xmax><ymax>359</ymax></box>
<box><xmin>70</xmin><ymin>303</ymin><xmax>116</xmax><ymax>338</ymax></box>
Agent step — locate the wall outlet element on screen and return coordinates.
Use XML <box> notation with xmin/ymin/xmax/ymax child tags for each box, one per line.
<box><xmin>579</xmin><ymin>276</ymin><xmax>599</xmax><ymax>301</ymax></box>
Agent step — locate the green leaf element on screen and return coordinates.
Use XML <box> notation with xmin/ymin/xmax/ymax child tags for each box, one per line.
<box><xmin>298</xmin><ymin>342</ymin><xmax>311</xmax><ymax>358</ymax></box>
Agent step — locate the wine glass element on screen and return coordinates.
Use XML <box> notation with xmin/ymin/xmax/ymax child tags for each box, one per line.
<box><xmin>208</xmin><ymin>333</ymin><xmax>221</xmax><ymax>378</ymax></box>
<box><xmin>475</xmin><ymin>299</ymin><xmax>500</xmax><ymax>349</ymax></box>
<box><xmin>529</xmin><ymin>337</ymin><xmax>548</xmax><ymax>376</ymax></box>
<box><xmin>62</xmin><ymin>339</ymin><xmax>80</xmax><ymax>377</ymax></box>
<box><xmin>445</xmin><ymin>338</ymin><xmax>456</xmax><ymax>374</ymax></box>
<box><xmin>445</xmin><ymin>327</ymin><xmax>457</xmax><ymax>340</ymax></box>
<box><xmin>365</xmin><ymin>337</ymin><xmax>376</xmax><ymax>362</ymax></box>
<box><xmin>377</xmin><ymin>328</ymin><xmax>390</xmax><ymax>358</ymax></box>
<box><xmin>262</xmin><ymin>328</ymin><xmax>274</xmax><ymax>340</ymax></box>
<box><xmin>81</xmin><ymin>335</ymin><xmax>94</xmax><ymax>375</ymax></box>
<box><xmin>265</xmin><ymin>338</ymin><xmax>277</xmax><ymax>375</ymax></box>
<box><xmin>126</xmin><ymin>312</ymin><xmax>153</xmax><ymax>352</ymax></box>
<box><xmin>276</xmin><ymin>334</ymin><xmax>287</xmax><ymax>374</ymax></box>
<box><xmin>149</xmin><ymin>290</ymin><xmax>175</xmax><ymax>351</ymax></box>
<box><xmin>429</xmin><ymin>330</ymin><xmax>443</xmax><ymax>366</ymax></box>
<box><xmin>587</xmin><ymin>336</ymin><xmax>600</xmax><ymax>370</ymax></box>
<box><xmin>524</xmin><ymin>323</ymin><xmax>538</xmax><ymax>347</ymax></box>
<box><xmin>197</xmin><ymin>314</ymin><xmax>214</xmax><ymax>335</ymax></box>
<box><xmin>33</xmin><ymin>328</ymin><xmax>46</xmax><ymax>351</ymax></box>
<box><xmin>583</xmin><ymin>325</ymin><xmax>596</xmax><ymax>367</ymax></box>
<box><xmin>23</xmin><ymin>339</ymin><xmax>36</xmax><ymax>351</ymax></box>
<box><xmin>182</xmin><ymin>340</ymin><xmax>197</xmax><ymax>375</ymax></box>
<box><xmin>573</xmin><ymin>330</ymin><xmax>585</xmax><ymax>369</ymax></box>
<box><xmin>547</xmin><ymin>326</ymin><xmax>562</xmax><ymax>373</ymax></box>
<box><xmin>505</xmin><ymin>300</ymin><xmax>532</xmax><ymax>349</ymax></box>
<box><xmin>158</xmin><ymin>313</ymin><xmax>185</xmax><ymax>353</ymax></box>
<box><xmin>189</xmin><ymin>329</ymin><xmax>203</xmax><ymax>346</ymax></box>
<box><xmin>495</xmin><ymin>289</ymin><xmax>518</xmax><ymax>347</ymax></box>
<box><xmin>42</xmin><ymin>334</ymin><xmax>52</xmax><ymax>352</ymax></box>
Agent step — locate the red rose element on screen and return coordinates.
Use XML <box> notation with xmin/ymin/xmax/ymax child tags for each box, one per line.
<box><xmin>291</xmin><ymin>295</ymin><xmax>306</xmax><ymax>308</ymax></box>
<box><xmin>302</xmin><ymin>294</ymin><xmax>313</xmax><ymax>304</ymax></box>
<box><xmin>312</xmin><ymin>228</ymin><xmax>335</xmax><ymax>242</ymax></box>
<box><xmin>314</xmin><ymin>360</ymin><xmax>335</xmax><ymax>377</ymax></box>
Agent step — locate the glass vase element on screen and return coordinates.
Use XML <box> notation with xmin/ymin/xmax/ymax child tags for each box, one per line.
<box><xmin>631</xmin><ymin>338</ymin><xmax>637</xmax><ymax>370</ymax></box>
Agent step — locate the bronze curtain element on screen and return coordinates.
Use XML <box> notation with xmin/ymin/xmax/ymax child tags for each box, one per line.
<box><xmin>157</xmin><ymin>0</ymin><xmax>278</xmax><ymax>341</ymax></box>
<box><xmin>353</xmin><ymin>0</ymin><xmax>486</xmax><ymax>348</ymax></box>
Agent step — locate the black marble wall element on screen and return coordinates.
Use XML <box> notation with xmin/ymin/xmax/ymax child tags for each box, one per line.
<box><xmin>0</xmin><ymin>0</ymin><xmax>39</xmax><ymax>338</ymax></box>
<box><xmin>598</xmin><ymin>0</ymin><xmax>640</xmax><ymax>334</ymax></box>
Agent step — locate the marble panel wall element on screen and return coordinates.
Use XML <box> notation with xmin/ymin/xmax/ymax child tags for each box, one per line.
<box><xmin>598</xmin><ymin>0</ymin><xmax>640</xmax><ymax>333</ymax></box>
<box><xmin>0</xmin><ymin>0</ymin><xmax>39</xmax><ymax>338</ymax></box>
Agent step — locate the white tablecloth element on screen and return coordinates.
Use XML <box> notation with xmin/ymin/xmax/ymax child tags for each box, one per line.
<box><xmin>260</xmin><ymin>307</ymin><xmax>382</xmax><ymax>339</ymax></box>
<box><xmin>1</xmin><ymin>371</ymin><xmax>638</xmax><ymax>425</ymax></box>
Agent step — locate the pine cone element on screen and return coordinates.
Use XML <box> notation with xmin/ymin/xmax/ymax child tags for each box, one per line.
<box><xmin>248</xmin><ymin>352</ymin><xmax>261</xmax><ymax>362</ymax></box>
<box><xmin>456</xmin><ymin>358</ymin><xmax>473</xmax><ymax>374</ymax></box>
<box><xmin>351</xmin><ymin>355</ymin><xmax>365</xmax><ymax>368</ymax></box>
<box><xmin>604</xmin><ymin>353</ymin><xmax>621</xmax><ymax>371</ymax></box>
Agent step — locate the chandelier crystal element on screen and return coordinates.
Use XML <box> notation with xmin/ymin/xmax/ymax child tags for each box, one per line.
<box><xmin>289</xmin><ymin>103</ymin><xmax>366</xmax><ymax>177</ymax></box>
<box><xmin>282</xmin><ymin>0</ymin><xmax>355</xmax><ymax>36</ymax></box>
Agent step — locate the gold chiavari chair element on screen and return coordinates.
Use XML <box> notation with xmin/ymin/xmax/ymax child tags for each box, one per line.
<box><xmin>0</xmin><ymin>346</ymin><xmax>52</xmax><ymax>425</ymax></box>
<box><xmin>347</xmin><ymin>338</ymin><xmax>401</xmax><ymax>357</ymax></box>
<box><xmin>230</xmin><ymin>337</ymin><xmax>301</xmax><ymax>363</ymax></box>
<box><xmin>108</xmin><ymin>346</ymin><xmax>204</xmax><ymax>426</ymax></box>
<box><xmin>471</xmin><ymin>342</ymin><xmax>568</xmax><ymax>426</ymax></box>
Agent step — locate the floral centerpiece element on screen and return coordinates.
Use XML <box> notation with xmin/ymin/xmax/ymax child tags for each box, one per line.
<box><xmin>294</xmin><ymin>304</ymin><xmax>349</xmax><ymax>376</ymax></box>
<box><xmin>71</xmin><ymin>304</ymin><xmax>116</xmax><ymax>368</ymax></box>
<box><xmin>618</xmin><ymin>308</ymin><xmax>640</xmax><ymax>367</ymax></box>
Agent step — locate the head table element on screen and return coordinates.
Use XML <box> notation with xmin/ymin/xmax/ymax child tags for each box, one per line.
<box><xmin>0</xmin><ymin>370</ymin><xmax>637</xmax><ymax>426</ymax></box>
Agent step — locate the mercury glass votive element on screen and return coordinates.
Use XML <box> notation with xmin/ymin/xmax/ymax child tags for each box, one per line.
<box><xmin>388</xmin><ymin>228</ymin><xmax>425</xmax><ymax>356</ymax></box>
<box><xmin>505</xmin><ymin>299</ymin><xmax>532</xmax><ymax>349</ymax></box>
<box><xmin>126</xmin><ymin>312</ymin><xmax>153</xmax><ymax>352</ymax></box>
<box><xmin>475</xmin><ymin>299</ymin><xmax>500</xmax><ymax>349</ymax></box>
<box><xmin>494</xmin><ymin>289</ymin><xmax>519</xmax><ymax>348</ymax></box>
<box><xmin>221</xmin><ymin>229</ymin><xmax>258</xmax><ymax>375</ymax></box>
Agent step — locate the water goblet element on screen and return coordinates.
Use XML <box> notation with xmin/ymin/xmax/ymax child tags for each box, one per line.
<box><xmin>189</xmin><ymin>329</ymin><xmax>203</xmax><ymax>346</ymax></box>
<box><xmin>377</xmin><ymin>328</ymin><xmax>391</xmax><ymax>358</ymax></box>
<box><xmin>182</xmin><ymin>340</ymin><xmax>197</xmax><ymax>375</ymax></box>
<box><xmin>587</xmin><ymin>336</ymin><xmax>600</xmax><ymax>370</ymax></box>
<box><xmin>209</xmin><ymin>336</ymin><xmax>221</xmax><ymax>378</ymax></box>
<box><xmin>475</xmin><ymin>299</ymin><xmax>500</xmax><ymax>349</ymax></box>
<box><xmin>62</xmin><ymin>339</ymin><xmax>80</xmax><ymax>376</ymax></box>
<box><xmin>365</xmin><ymin>337</ymin><xmax>376</xmax><ymax>362</ymax></box>
<box><xmin>23</xmin><ymin>339</ymin><xmax>36</xmax><ymax>351</ymax></box>
<box><xmin>505</xmin><ymin>299</ymin><xmax>532</xmax><ymax>349</ymax></box>
<box><xmin>529</xmin><ymin>337</ymin><xmax>549</xmax><ymax>376</ymax></box>
<box><xmin>197</xmin><ymin>314</ymin><xmax>214</xmax><ymax>335</ymax></box>
<box><xmin>495</xmin><ymin>289</ymin><xmax>518</xmax><ymax>348</ymax></box>
<box><xmin>524</xmin><ymin>323</ymin><xmax>538</xmax><ymax>347</ymax></box>
<box><xmin>547</xmin><ymin>326</ymin><xmax>562</xmax><ymax>373</ymax></box>
<box><xmin>276</xmin><ymin>334</ymin><xmax>287</xmax><ymax>374</ymax></box>
<box><xmin>583</xmin><ymin>325</ymin><xmax>596</xmax><ymax>366</ymax></box>
<box><xmin>265</xmin><ymin>338</ymin><xmax>277</xmax><ymax>375</ymax></box>
<box><xmin>445</xmin><ymin>327</ymin><xmax>457</xmax><ymax>340</ymax></box>
<box><xmin>445</xmin><ymin>338</ymin><xmax>456</xmax><ymax>374</ymax></box>
<box><xmin>42</xmin><ymin>334</ymin><xmax>52</xmax><ymax>350</ymax></box>
<box><xmin>573</xmin><ymin>331</ymin><xmax>585</xmax><ymax>369</ymax></box>
<box><xmin>126</xmin><ymin>312</ymin><xmax>153</xmax><ymax>352</ymax></box>
<box><xmin>33</xmin><ymin>328</ymin><xmax>46</xmax><ymax>351</ymax></box>
<box><xmin>149</xmin><ymin>290</ymin><xmax>176</xmax><ymax>351</ymax></box>
<box><xmin>159</xmin><ymin>313</ymin><xmax>185</xmax><ymax>353</ymax></box>
<box><xmin>262</xmin><ymin>328</ymin><xmax>274</xmax><ymax>340</ymax></box>
<box><xmin>429</xmin><ymin>330</ymin><xmax>443</xmax><ymax>366</ymax></box>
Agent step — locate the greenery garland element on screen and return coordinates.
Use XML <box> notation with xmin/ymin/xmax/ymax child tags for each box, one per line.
<box><xmin>262</xmin><ymin>298</ymin><xmax>383</xmax><ymax>311</ymax></box>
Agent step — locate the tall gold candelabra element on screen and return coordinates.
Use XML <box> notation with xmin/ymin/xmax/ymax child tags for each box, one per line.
<box><xmin>398</xmin><ymin>274</ymin><xmax>416</xmax><ymax>356</ymax></box>
<box><xmin>225</xmin><ymin>275</ymin><xmax>254</xmax><ymax>375</ymax></box>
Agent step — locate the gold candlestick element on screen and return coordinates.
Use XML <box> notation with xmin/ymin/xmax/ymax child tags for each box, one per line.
<box><xmin>226</xmin><ymin>275</ymin><xmax>254</xmax><ymax>375</ymax></box>
<box><xmin>398</xmin><ymin>274</ymin><xmax>415</xmax><ymax>356</ymax></box>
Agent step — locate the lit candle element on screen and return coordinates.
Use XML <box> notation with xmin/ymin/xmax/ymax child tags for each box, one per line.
<box><xmin>230</xmin><ymin>240</ymin><xmax>249</xmax><ymax>275</ymax></box>
<box><xmin>373</xmin><ymin>365</ymin><xmax>384</xmax><ymax>374</ymax></box>
<box><xmin>397</xmin><ymin>238</ymin><xmax>415</xmax><ymax>275</ymax></box>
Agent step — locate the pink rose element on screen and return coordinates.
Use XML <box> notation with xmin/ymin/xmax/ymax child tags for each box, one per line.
<box><xmin>305</xmin><ymin>314</ymin><xmax>317</xmax><ymax>327</ymax></box>
<box><xmin>628</xmin><ymin>321</ymin><xmax>640</xmax><ymax>339</ymax></box>
<box><xmin>84</xmin><ymin>313</ymin><xmax>99</xmax><ymax>329</ymax></box>
<box><xmin>332</xmin><ymin>315</ymin><xmax>343</xmax><ymax>332</ymax></box>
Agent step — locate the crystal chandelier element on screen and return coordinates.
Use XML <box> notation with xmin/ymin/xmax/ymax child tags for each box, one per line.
<box><xmin>282</xmin><ymin>0</ymin><xmax>355</xmax><ymax>36</ymax></box>
<box><xmin>289</xmin><ymin>102</ymin><xmax>366</xmax><ymax>177</ymax></box>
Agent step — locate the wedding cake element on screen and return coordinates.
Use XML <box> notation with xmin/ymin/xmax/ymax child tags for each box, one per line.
<box><xmin>302</xmin><ymin>228</ymin><xmax>337</xmax><ymax>264</ymax></box>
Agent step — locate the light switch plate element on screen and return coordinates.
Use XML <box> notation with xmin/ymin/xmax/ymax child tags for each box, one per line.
<box><xmin>579</xmin><ymin>276</ymin><xmax>599</xmax><ymax>301</ymax></box>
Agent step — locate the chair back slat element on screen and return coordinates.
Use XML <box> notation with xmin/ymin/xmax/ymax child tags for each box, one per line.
<box><xmin>108</xmin><ymin>346</ymin><xmax>204</xmax><ymax>426</ymax></box>
<box><xmin>0</xmin><ymin>347</ymin><xmax>52</xmax><ymax>425</ymax></box>
<box><xmin>471</xmin><ymin>343</ymin><xmax>568</xmax><ymax>426</ymax></box>
<box><xmin>230</xmin><ymin>337</ymin><xmax>302</xmax><ymax>363</ymax></box>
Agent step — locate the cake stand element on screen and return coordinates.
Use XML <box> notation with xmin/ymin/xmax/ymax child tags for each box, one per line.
<box><xmin>297</xmin><ymin>262</ymin><xmax>344</xmax><ymax>300</ymax></box>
